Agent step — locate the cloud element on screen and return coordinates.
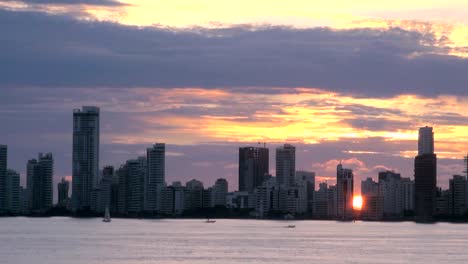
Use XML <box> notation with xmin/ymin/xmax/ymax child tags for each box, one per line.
<box><xmin>0</xmin><ymin>9</ymin><xmax>468</xmax><ymax>97</ymax></box>
<box><xmin>2</xmin><ymin>0</ymin><xmax>128</xmax><ymax>6</ymax></box>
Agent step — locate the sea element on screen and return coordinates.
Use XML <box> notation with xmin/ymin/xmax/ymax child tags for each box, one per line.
<box><xmin>1</xmin><ymin>217</ymin><xmax>467</xmax><ymax>264</ymax></box>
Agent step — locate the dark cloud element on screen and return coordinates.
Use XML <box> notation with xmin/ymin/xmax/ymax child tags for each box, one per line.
<box><xmin>0</xmin><ymin>9</ymin><xmax>467</xmax><ymax>96</ymax></box>
<box><xmin>2</xmin><ymin>0</ymin><xmax>128</xmax><ymax>6</ymax></box>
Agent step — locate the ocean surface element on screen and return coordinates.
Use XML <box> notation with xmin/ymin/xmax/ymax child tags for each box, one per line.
<box><xmin>1</xmin><ymin>217</ymin><xmax>468</xmax><ymax>264</ymax></box>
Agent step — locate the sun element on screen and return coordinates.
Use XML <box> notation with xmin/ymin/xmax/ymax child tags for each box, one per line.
<box><xmin>353</xmin><ymin>196</ymin><xmax>363</xmax><ymax>211</ymax></box>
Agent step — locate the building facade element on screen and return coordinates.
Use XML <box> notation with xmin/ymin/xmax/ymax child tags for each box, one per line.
<box><xmin>72</xmin><ymin>106</ymin><xmax>100</xmax><ymax>211</ymax></box>
<box><xmin>276</xmin><ymin>144</ymin><xmax>296</xmax><ymax>188</ymax></box>
<box><xmin>238</xmin><ymin>146</ymin><xmax>269</xmax><ymax>193</ymax></box>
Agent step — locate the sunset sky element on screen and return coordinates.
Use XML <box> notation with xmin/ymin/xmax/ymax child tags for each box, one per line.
<box><xmin>1</xmin><ymin>0</ymin><xmax>467</xmax><ymax>195</ymax></box>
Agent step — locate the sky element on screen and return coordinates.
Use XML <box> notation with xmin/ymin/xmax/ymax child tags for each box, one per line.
<box><xmin>1</xmin><ymin>0</ymin><xmax>467</xmax><ymax>199</ymax></box>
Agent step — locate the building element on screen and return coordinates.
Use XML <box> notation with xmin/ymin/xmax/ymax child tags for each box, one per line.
<box><xmin>254</xmin><ymin>177</ymin><xmax>278</xmax><ymax>217</ymax></box>
<box><xmin>361</xmin><ymin>177</ymin><xmax>383</xmax><ymax>221</ymax></box>
<box><xmin>276</xmin><ymin>144</ymin><xmax>296</xmax><ymax>188</ymax></box>
<box><xmin>295</xmin><ymin>171</ymin><xmax>315</xmax><ymax>215</ymax></box>
<box><xmin>401</xmin><ymin>178</ymin><xmax>415</xmax><ymax>213</ymax></box>
<box><xmin>418</xmin><ymin>126</ymin><xmax>434</xmax><ymax>155</ymax></box>
<box><xmin>185</xmin><ymin>179</ymin><xmax>204</xmax><ymax>211</ymax></box>
<box><xmin>0</xmin><ymin>145</ymin><xmax>7</xmax><ymax>213</ymax></box>
<box><xmin>327</xmin><ymin>185</ymin><xmax>337</xmax><ymax>218</ymax></box>
<box><xmin>378</xmin><ymin>171</ymin><xmax>403</xmax><ymax>217</ymax></box>
<box><xmin>211</xmin><ymin>178</ymin><xmax>228</xmax><ymax>207</ymax></box>
<box><xmin>28</xmin><ymin>153</ymin><xmax>53</xmax><ymax>212</ymax></box>
<box><xmin>336</xmin><ymin>164</ymin><xmax>353</xmax><ymax>219</ymax></box>
<box><xmin>414</xmin><ymin>126</ymin><xmax>437</xmax><ymax>222</ymax></box>
<box><xmin>57</xmin><ymin>178</ymin><xmax>70</xmax><ymax>207</ymax></box>
<box><xmin>72</xmin><ymin>106</ymin><xmax>100</xmax><ymax>211</ymax></box>
<box><xmin>414</xmin><ymin>153</ymin><xmax>437</xmax><ymax>222</ymax></box>
<box><xmin>145</xmin><ymin>143</ymin><xmax>165</xmax><ymax>211</ymax></box>
<box><xmin>448</xmin><ymin>175</ymin><xmax>467</xmax><ymax>217</ymax></box>
<box><xmin>118</xmin><ymin>158</ymin><xmax>146</xmax><ymax>215</ymax></box>
<box><xmin>6</xmin><ymin>170</ymin><xmax>20</xmax><ymax>214</ymax></box>
<box><xmin>238</xmin><ymin>146</ymin><xmax>269</xmax><ymax>193</ymax></box>
<box><xmin>314</xmin><ymin>182</ymin><xmax>329</xmax><ymax>218</ymax></box>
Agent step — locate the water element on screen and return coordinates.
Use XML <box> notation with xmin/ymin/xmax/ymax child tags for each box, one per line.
<box><xmin>1</xmin><ymin>217</ymin><xmax>468</xmax><ymax>264</ymax></box>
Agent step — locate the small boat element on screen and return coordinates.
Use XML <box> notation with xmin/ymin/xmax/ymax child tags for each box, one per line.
<box><xmin>286</xmin><ymin>225</ymin><xmax>296</xmax><ymax>228</ymax></box>
<box><xmin>205</xmin><ymin>218</ymin><xmax>216</xmax><ymax>223</ymax></box>
<box><xmin>103</xmin><ymin>207</ymin><xmax>111</xmax><ymax>223</ymax></box>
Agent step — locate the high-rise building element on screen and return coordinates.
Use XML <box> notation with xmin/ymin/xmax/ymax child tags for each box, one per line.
<box><xmin>72</xmin><ymin>106</ymin><xmax>100</xmax><ymax>211</ymax></box>
<box><xmin>414</xmin><ymin>153</ymin><xmax>437</xmax><ymax>222</ymax></box>
<box><xmin>361</xmin><ymin>177</ymin><xmax>383</xmax><ymax>221</ymax></box>
<box><xmin>27</xmin><ymin>153</ymin><xmax>53</xmax><ymax>212</ymax></box>
<box><xmin>57</xmin><ymin>178</ymin><xmax>70</xmax><ymax>207</ymax></box>
<box><xmin>401</xmin><ymin>178</ymin><xmax>415</xmax><ymax>212</ymax></box>
<box><xmin>6</xmin><ymin>169</ymin><xmax>20</xmax><ymax>214</ymax></box>
<box><xmin>185</xmin><ymin>179</ymin><xmax>204</xmax><ymax>211</ymax></box>
<box><xmin>314</xmin><ymin>182</ymin><xmax>329</xmax><ymax>218</ymax></box>
<box><xmin>464</xmin><ymin>154</ymin><xmax>468</xmax><ymax>178</ymax></box>
<box><xmin>212</xmin><ymin>178</ymin><xmax>228</xmax><ymax>207</ymax></box>
<box><xmin>418</xmin><ymin>126</ymin><xmax>434</xmax><ymax>155</ymax></box>
<box><xmin>448</xmin><ymin>175</ymin><xmax>467</xmax><ymax>216</ymax></box>
<box><xmin>118</xmin><ymin>158</ymin><xmax>146</xmax><ymax>215</ymax></box>
<box><xmin>379</xmin><ymin>171</ymin><xmax>403</xmax><ymax>217</ymax></box>
<box><xmin>295</xmin><ymin>171</ymin><xmax>315</xmax><ymax>215</ymax></box>
<box><xmin>276</xmin><ymin>144</ymin><xmax>295</xmax><ymax>188</ymax></box>
<box><xmin>238</xmin><ymin>146</ymin><xmax>269</xmax><ymax>192</ymax></box>
<box><xmin>145</xmin><ymin>143</ymin><xmax>165</xmax><ymax>211</ymax></box>
<box><xmin>0</xmin><ymin>145</ymin><xmax>7</xmax><ymax>213</ymax></box>
<box><xmin>336</xmin><ymin>164</ymin><xmax>353</xmax><ymax>219</ymax></box>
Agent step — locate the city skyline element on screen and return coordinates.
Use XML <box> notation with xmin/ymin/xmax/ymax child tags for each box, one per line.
<box><xmin>0</xmin><ymin>106</ymin><xmax>463</xmax><ymax>200</ymax></box>
<box><xmin>1</xmin><ymin>0</ymin><xmax>468</xmax><ymax>197</ymax></box>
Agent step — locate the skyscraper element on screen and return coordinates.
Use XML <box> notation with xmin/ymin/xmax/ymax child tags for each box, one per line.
<box><xmin>414</xmin><ymin>126</ymin><xmax>437</xmax><ymax>222</ymax></box>
<box><xmin>118</xmin><ymin>158</ymin><xmax>146</xmax><ymax>215</ymax></box>
<box><xmin>418</xmin><ymin>126</ymin><xmax>434</xmax><ymax>155</ymax></box>
<box><xmin>336</xmin><ymin>164</ymin><xmax>354</xmax><ymax>219</ymax></box>
<box><xmin>145</xmin><ymin>143</ymin><xmax>165</xmax><ymax>211</ymax></box>
<box><xmin>238</xmin><ymin>146</ymin><xmax>269</xmax><ymax>192</ymax></box>
<box><xmin>0</xmin><ymin>145</ymin><xmax>7</xmax><ymax>213</ymax></box>
<box><xmin>57</xmin><ymin>178</ymin><xmax>70</xmax><ymax>207</ymax></box>
<box><xmin>6</xmin><ymin>169</ymin><xmax>20</xmax><ymax>214</ymax></box>
<box><xmin>276</xmin><ymin>144</ymin><xmax>296</xmax><ymax>188</ymax></box>
<box><xmin>72</xmin><ymin>106</ymin><xmax>100</xmax><ymax>211</ymax></box>
<box><xmin>212</xmin><ymin>178</ymin><xmax>228</xmax><ymax>207</ymax></box>
<box><xmin>28</xmin><ymin>153</ymin><xmax>54</xmax><ymax>212</ymax></box>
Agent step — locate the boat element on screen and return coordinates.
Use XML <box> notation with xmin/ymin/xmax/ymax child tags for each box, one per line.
<box><xmin>205</xmin><ymin>218</ymin><xmax>216</xmax><ymax>223</ymax></box>
<box><xmin>286</xmin><ymin>225</ymin><xmax>296</xmax><ymax>228</ymax></box>
<box><xmin>102</xmin><ymin>207</ymin><xmax>111</xmax><ymax>223</ymax></box>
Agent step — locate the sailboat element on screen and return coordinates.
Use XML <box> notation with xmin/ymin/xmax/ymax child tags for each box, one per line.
<box><xmin>205</xmin><ymin>218</ymin><xmax>216</xmax><ymax>223</ymax></box>
<box><xmin>103</xmin><ymin>207</ymin><xmax>111</xmax><ymax>223</ymax></box>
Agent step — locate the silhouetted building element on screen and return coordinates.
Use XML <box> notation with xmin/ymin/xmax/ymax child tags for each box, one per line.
<box><xmin>361</xmin><ymin>177</ymin><xmax>383</xmax><ymax>220</ymax></box>
<box><xmin>118</xmin><ymin>158</ymin><xmax>146</xmax><ymax>215</ymax></box>
<box><xmin>6</xmin><ymin>169</ymin><xmax>20</xmax><ymax>214</ymax></box>
<box><xmin>72</xmin><ymin>106</ymin><xmax>100</xmax><ymax>211</ymax></box>
<box><xmin>276</xmin><ymin>144</ymin><xmax>295</xmax><ymax>188</ymax></box>
<box><xmin>448</xmin><ymin>175</ymin><xmax>467</xmax><ymax>216</ymax></box>
<box><xmin>57</xmin><ymin>177</ymin><xmax>70</xmax><ymax>207</ymax></box>
<box><xmin>238</xmin><ymin>146</ymin><xmax>269</xmax><ymax>192</ymax></box>
<box><xmin>185</xmin><ymin>179</ymin><xmax>204</xmax><ymax>211</ymax></box>
<box><xmin>28</xmin><ymin>153</ymin><xmax>53</xmax><ymax>212</ymax></box>
<box><xmin>212</xmin><ymin>178</ymin><xmax>228</xmax><ymax>207</ymax></box>
<box><xmin>145</xmin><ymin>143</ymin><xmax>165</xmax><ymax>211</ymax></box>
<box><xmin>336</xmin><ymin>164</ymin><xmax>353</xmax><ymax>219</ymax></box>
<box><xmin>414</xmin><ymin>153</ymin><xmax>437</xmax><ymax>221</ymax></box>
<box><xmin>0</xmin><ymin>145</ymin><xmax>7</xmax><ymax>213</ymax></box>
<box><xmin>295</xmin><ymin>171</ymin><xmax>315</xmax><ymax>215</ymax></box>
<box><xmin>314</xmin><ymin>182</ymin><xmax>329</xmax><ymax>218</ymax></box>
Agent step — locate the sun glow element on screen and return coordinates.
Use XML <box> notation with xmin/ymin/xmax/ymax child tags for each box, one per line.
<box><xmin>353</xmin><ymin>196</ymin><xmax>363</xmax><ymax>211</ymax></box>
